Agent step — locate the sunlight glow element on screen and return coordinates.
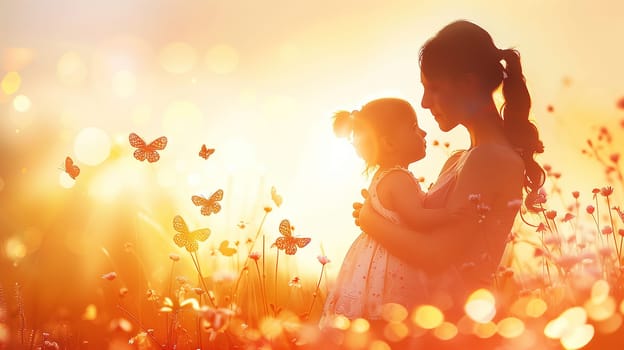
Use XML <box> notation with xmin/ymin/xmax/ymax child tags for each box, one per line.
<box><xmin>159</xmin><ymin>42</ymin><xmax>197</xmax><ymax>74</ymax></box>
<box><xmin>13</xmin><ymin>94</ymin><xmax>31</xmax><ymax>112</ymax></box>
<box><xmin>74</xmin><ymin>127</ymin><xmax>112</xmax><ymax>166</ymax></box>
<box><xmin>162</xmin><ymin>100</ymin><xmax>203</xmax><ymax>137</ymax></box>
<box><xmin>205</xmin><ymin>44</ymin><xmax>239</xmax><ymax>74</ymax></box>
<box><xmin>111</xmin><ymin>69</ymin><xmax>136</xmax><ymax>98</ymax></box>
<box><xmin>57</xmin><ymin>51</ymin><xmax>87</xmax><ymax>86</ymax></box>
<box><xmin>464</xmin><ymin>289</ymin><xmax>497</xmax><ymax>323</ymax></box>
<box><xmin>82</xmin><ymin>304</ymin><xmax>97</xmax><ymax>320</ymax></box>
<box><xmin>5</xmin><ymin>237</ymin><xmax>27</xmax><ymax>262</ymax></box>
<box><xmin>1</xmin><ymin>71</ymin><xmax>21</xmax><ymax>95</ymax></box>
<box><xmin>412</xmin><ymin>304</ymin><xmax>444</xmax><ymax>329</ymax></box>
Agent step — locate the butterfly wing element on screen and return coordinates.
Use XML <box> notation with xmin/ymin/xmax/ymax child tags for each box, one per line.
<box><xmin>218</xmin><ymin>240</ymin><xmax>237</xmax><ymax>256</ymax></box>
<box><xmin>199</xmin><ymin>144</ymin><xmax>215</xmax><ymax>160</ymax></box>
<box><xmin>279</xmin><ymin>219</ymin><xmax>292</xmax><ymax>237</ymax></box>
<box><xmin>65</xmin><ymin>157</ymin><xmax>80</xmax><ymax>179</ymax></box>
<box><xmin>145</xmin><ymin>150</ymin><xmax>160</xmax><ymax>163</ymax></box>
<box><xmin>192</xmin><ymin>195</ymin><xmax>208</xmax><ymax>207</ymax></box>
<box><xmin>145</xmin><ymin>136</ymin><xmax>167</xmax><ymax>163</ymax></box>
<box><xmin>201</xmin><ymin>203</ymin><xmax>221</xmax><ymax>216</ymax></box>
<box><xmin>190</xmin><ymin>228</ymin><xmax>211</xmax><ymax>242</ymax></box>
<box><xmin>294</xmin><ymin>237</ymin><xmax>311</xmax><ymax>248</ymax></box>
<box><xmin>129</xmin><ymin>133</ymin><xmax>148</xmax><ymax>161</ymax></box>
<box><xmin>273</xmin><ymin>236</ymin><xmax>298</xmax><ymax>255</ymax></box>
<box><xmin>173</xmin><ymin>215</ymin><xmax>189</xmax><ymax>234</ymax></box>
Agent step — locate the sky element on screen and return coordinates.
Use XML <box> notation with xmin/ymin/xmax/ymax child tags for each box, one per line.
<box><xmin>1</xmin><ymin>0</ymin><xmax>624</xmax><ymax>277</ymax></box>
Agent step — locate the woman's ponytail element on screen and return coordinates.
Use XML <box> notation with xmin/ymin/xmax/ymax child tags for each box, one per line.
<box><xmin>500</xmin><ymin>49</ymin><xmax>546</xmax><ymax>211</ymax></box>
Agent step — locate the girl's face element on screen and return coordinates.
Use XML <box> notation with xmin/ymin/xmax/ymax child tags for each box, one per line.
<box><xmin>394</xmin><ymin>117</ymin><xmax>427</xmax><ymax>163</ymax></box>
<box><xmin>420</xmin><ymin>72</ymin><xmax>466</xmax><ymax>132</ymax></box>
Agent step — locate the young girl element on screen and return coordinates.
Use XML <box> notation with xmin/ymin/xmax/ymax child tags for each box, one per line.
<box><xmin>321</xmin><ymin>97</ymin><xmax>457</xmax><ymax>325</ymax></box>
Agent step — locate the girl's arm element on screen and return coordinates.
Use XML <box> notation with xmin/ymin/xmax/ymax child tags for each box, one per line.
<box><xmin>359</xmin><ymin>146</ymin><xmax>524</xmax><ymax>271</ymax></box>
<box><xmin>378</xmin><ymin>170</ymin><xmax>457</xmax><ymax>230</ymax></box>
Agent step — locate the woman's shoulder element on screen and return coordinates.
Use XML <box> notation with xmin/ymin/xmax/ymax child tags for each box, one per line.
<box><xmin>465</xmin><ymin>144</ymin><xmax>524</xmax><ymax>169</ymax></box>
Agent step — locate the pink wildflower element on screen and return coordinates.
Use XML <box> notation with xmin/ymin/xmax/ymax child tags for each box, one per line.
<box><xmin>601</xmin><ymin>226</ymin><xmax>613</xmax><ymax>235</ymax></box>
<box><xmin>545</xmin><ymin>210</ymin><xmax>557</xmax><ymax>220</ymax></box>
<box><xmin>317</xmin><ymin>255</ymin><xmax>331</xmax><ymax>265</ymax></box>
<box><xmin>610</xmin><ymin>153</ymin><xmax>620</xmax><ymax>163</ymax></box>
<box><xmin>101</xmin><ymin>272</ymin><xmax>117</xmax><ymax>281</ymax></box>
<box><xmin>289</xmin><ymin>276</ymin><xmax>302</xmax><ymax>288</ymax></box>
<box><xmin>572</xmin><ymin>191</ymin><xmax>580</xmax><ymax>199</ymax></box>
<box><xmin>586</xmin><ymin>205</ymin><xmax>595</xmax><ymax>214</ymax></box>
<box><xmin>249</xmin><ymin>251</ymin><xmax>261</xmax><ymax>261</ymax></box>
<box><xmin>536</xmin><ymin>223</ymin><xmax>547</xmax><ymax>233</ymax></box>
<box><xmin>601</xmin><ymin>186</ymin><xmax>614</xmax><ymax>197</ymax></box>
<box><xmin>562</xmin><ymin>213</ymin><xmax>575</xmax><ymax>222</ymax></box>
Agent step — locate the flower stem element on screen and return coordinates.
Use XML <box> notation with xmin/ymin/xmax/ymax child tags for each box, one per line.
<box><xmin>190</xmin><ymin>252</ymin><xmax>217</xmax><ymax>307</ymax></box>
<box><xmin>306</xmin><ymin>265</ymin><xmax>325</xmax><ymax>320</ymax></box>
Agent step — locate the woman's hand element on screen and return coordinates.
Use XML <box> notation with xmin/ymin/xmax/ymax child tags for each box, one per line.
<box><xmin>352</xmin><ymin>189</ymin><xmax>369</xmax><ymax>227</ymax></box>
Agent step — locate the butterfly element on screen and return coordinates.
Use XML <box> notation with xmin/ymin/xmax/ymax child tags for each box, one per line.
<box><xmin>64</xmin><ymin>156</ymin><xmax>80</xmax><ymax>179</ymax></box>
<box><xmin>274</xmin><ymin>219</ymin><xmax>311</xmax><ymax>255</ymax></box>
<box><xmin>218</xmin><ymin>240</ymin><xmax>237</xmax><ymax>256</ymax></box>
<box><xmin>199</xmin><ymin>144</ymin><xmax>215</xmax><ymax>160</ymax></box>
<box><xmin>271</xmin><ymin>186</ymin><xmax>283</xmax><ymax>207</ymax></box>
<box><xmin>172</xmin><ymin>215</ymin><xmax>211</xmax><ymax>252</ymax></box>
<box><xmin>129</xmin><ymin>132</ymin><xmax>168</xmax><ymax>163</ymax></box>
<box><xmin>192</xmin><ymin>189</ymin><xmax>224</xmax><ymax>216</ymax></box>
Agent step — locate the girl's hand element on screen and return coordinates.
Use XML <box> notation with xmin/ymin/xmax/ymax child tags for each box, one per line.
<box><xmin>352</xmin><ymin>189</ymin><xmax>369</xmax><ymax>227</ymax></box>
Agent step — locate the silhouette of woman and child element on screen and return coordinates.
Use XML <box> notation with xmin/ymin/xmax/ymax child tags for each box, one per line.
<box><xmin>320</xmin><ymin>20</ymin><xmax>545</xmax><ymax>347</ymax></box>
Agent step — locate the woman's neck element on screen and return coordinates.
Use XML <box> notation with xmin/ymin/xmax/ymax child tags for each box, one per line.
<box><xmin>466</xmin><ymin>101</ymin><xmax>508</xmax><ymax>148</ymax></box>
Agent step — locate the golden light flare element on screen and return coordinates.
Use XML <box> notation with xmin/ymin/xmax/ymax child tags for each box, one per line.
<box><xmin>584</xmin><ymin>295</ymin><xmax>616</xmax><ymax>322</ymax></box>
<box><xmin>350</xmin><ymin>318</ymin><xmax>370</xmax><ymax>333</ymax></box>
<box><xmin>59</xmin><ymin>171</ymin><xmax>76</xmax><ymax>188</ymax></box>
<box><xmin>433</xmin><ymin>321</ymin><xmax>458</xmax><ymax>341</ymax></box>
<box><xmin>595</xmin><ymin>313</ymin><xmax>622</xmax><ymax>334</ymax></box>
<box><xmin>383</xmin><ymin>322</ymin><xmax>409</xmax><ymax>342</ymax></box>
<box><xmin>159</xmin><ymin>42</ymin><xmax>197</xmax><ymax>74</ymax></box>
<box><xmin>74</xmin><ymin>127</ymin><xmax>112</xmax><ymax>166</ymax></box>
<box><xmin>13</xmin><ymin>94</ymin><xmax>31</xmax><ymax>112</ymax></box>
<box><xmin>1</xmin><ymin>71</ymin><xmax>21</xmax><ymax>95</ymax></box>
<box><xmin>82</xmin><ymin>304</ymin><xmax>98</xmax><ymax>320</ymax></box>
<box><xmin>162</xmin><ymin>100</ymin><xmax>203</xmax><ymax>137</ymax></box>
<box><xmin>496</xmin><ymin>317</ymin><xmax>525</xmax><ymax>338</ymax></box>
<box><xmin>560</xmin><ymin>324</ymin><xmax>594</xmax><ymax>350</ymax></box>
<box><xmin>590</xmin><ymin>279</ymin><xmax>610</xmax><ymax>304</ymax></box>
<box><xmin>205</xmin><ymin>44</ymin><xmax>239</xmax><ymax>75</ymax></box>
<box><xmin>381</xmin><ymin>303</ymin><xmax>408</xmax><ymax>323</ymax></box>
<box><xmin>331</xmin><ymin>315</ymin><xmax>350</xmax><ymax>330</ymax></box>
<box><xmin>544</xmin><ymin>307</ymin><xmax>588</xmax><ymax>340</ymax></box>
<box><xmin>2</xmin><ymin>47</ymin><xmax>34</xmax><ymax>71</ymax></box>
<box><xmin>5</xmin><ymin>237</ymin><xmax>27</xmax><ymax>262</ymax></box>
<box><xmin>57</xmin><ymin>51</ymin><xmax>88</xmax><ymax>86</ymax></box>
<box><xmin>259</xmin><ymin>316</ymin><xmax>283</xmax><ymax>340</ymax></box>
<box><xmin>411</xmin><ymin>304</ymin><xmax>444</xmax><ymax>329</ymax></box>
<box><xmin>369</xmin><ymin>340</ymin><xmax>392</xmax><ymax>350</ymax></box>
<box><xmin>472</xmin><ymin>321</ymin><xmax>497</xmax><ymax>338</ymax></box>
<box><xmin>464</xmin><ymin>289</ymin><xmax>497</xmax><ymax>323</ymax></box>
<box><xmin>525</xmin><ymin>297</ymin><xmax>548</xmax><ymax>318</ymax></box>
<box><xmin>111</xmin><ymin>69</ymin><xmax>136</xmax><ymax>98</ymax></box>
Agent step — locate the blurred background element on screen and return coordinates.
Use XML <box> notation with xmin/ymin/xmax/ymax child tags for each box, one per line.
<box><xmin>1</xmin><ymin>0</ymin><xmax>623</xmax><ymax>346</ymax></box>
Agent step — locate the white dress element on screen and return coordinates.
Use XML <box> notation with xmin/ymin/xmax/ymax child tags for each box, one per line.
<box><xmin>321</xmin><ymin>167</ymin><xmax>429</xmax><ymax>324</ymax></box>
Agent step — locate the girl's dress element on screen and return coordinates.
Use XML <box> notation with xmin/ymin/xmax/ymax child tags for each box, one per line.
<box><xmin>321</xmin><ymin>167</ymin><xmax>429</xmax><ymax>324</ymax></box>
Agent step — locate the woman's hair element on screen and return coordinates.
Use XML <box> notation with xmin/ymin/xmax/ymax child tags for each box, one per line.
<box><xmin>333</xmin><ymin>98</ymin><xmax>417</xmax><ymax>174</ymax></box>
<box><xmin>419</xmin><ymin>20</ymin><xmax>545</xmax><ymax>211</ymax></box>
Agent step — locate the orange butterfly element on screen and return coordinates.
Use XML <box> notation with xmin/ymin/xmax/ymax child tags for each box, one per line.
<box><xmin>274</xmin><ymin>219</ymin><xmax>311</xmax><ymax>255</ymax></box>
<box><xmin>64</xmin><ymin>156</ymin><xmax>80</xmax><ymax>179</ymax></box>
<box><xmin>129</xmin><ymin>133</ymin><xmax>168</xmax><ymax>163</ymax></box>
<box><xmin>172</xmin><ymin>215</ymin><xmax>211</xmax><ymax>252</ymax></box>
<box><xmin>199</xmin><ymin>144</ymin><xmax>215</xmax><ymax>160</ymax></box>
<box><xmin>218</xmin><ymin>240</ymin><xmax>237</xmax><ymax>256</ymax></box>
<box><xmin>192</xmin><ymin>189</ymin><xmax>224</xmax><ymax>216</ymax></box>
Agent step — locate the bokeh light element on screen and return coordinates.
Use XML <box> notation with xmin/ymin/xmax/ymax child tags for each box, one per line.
<box><xmin>497</xmin><ymin>317</ymin><xmax>525</xmax><ymax>338</ymax></box>
<box><xmin>162</xmin><ymin>100</ymin><xmax>203</xmax><ymax>138</ymax></box>
<box><xmin>411</xmin><ymin>304</ymin><xmax>444</xmax><ymax>329</ymax></box>
<box><xmin>1</xmin><ymin>71</ymin><xmax>21</xmax><ymax>94</ymax></box>
<box><xmin>560</xmin><ymin>324</ymin><xmax>594</xmax><ymax>350</ymax></box>
<box><xmin>381</xmin><ymin>303</ymin><xmax>408</xmax><ymax>323</ymax></box>
<box><xmin>205</xmin><ymin>44</ymin><xmax>239</xmax><ymax>75</ymax></box>
<box><xmin>525</xmin><ymin>297</ymin><xmax>548</xmax><ymax>318</ymax></box>
<box><xmin>159</xmin><ymin>42</ymin><xmax>197</xmax><ymax>74</ymax></box>
<box><xmin>383</xmin><ymin>322</ymin><xmax>408</xmax><ymax>342</ymax></box>
<box><xmin>350</xmin><ymin>318</ymin><xmax>370</xmax><ymax>333</ymax></box>
<box><xmin>464</xmin><ymin>289</ymin><xmax>497</xmax><ymax>323</ymax></box>
<box><xmin>57</xmin><ymin>51</ymin><xmax>88</xmax><ymax>86</ymax></box>
<box><xmin>111</xmin><ymin>69</ymin><xmax>136</xmax><ymax>98</ymax></box>
<box><xmin>433</xmin><ymin>321</ymin><xmax>458</xmax><ymax>341</ymax></box>
<box><xmin>13</xmin><ymin>94</ymin><xmax>31</xmax><ymax>112</ymax></box>
<box><xmin>74</xmin><ymin>127</ymin><xmax>112</xmax><ymax>166</ymax></box>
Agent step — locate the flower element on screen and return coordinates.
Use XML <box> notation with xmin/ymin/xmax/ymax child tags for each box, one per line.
<box><xmin>249</xmin><ymin>251</ymin><xmax>261</xmax><ymax>261</ymax></box>
<box><xmin>586</xmin><ymin>205</ymin><xmax>595</xmax><ymax>214</ymax></box>
<box><xmin>601</xmin><ymin>226</ymin><xmax>613</xmax><ymax>235</ymax></box>
<box><xmin>545</xmin><ymin>210</ymin><xmax>557</xmax><ymax>220</ymax></box>
<box><xmin>572</xmin><ymin>191</ymin><xmax>580</xmax><ymax>199</ymax></box>
<box><xmin>119</xmin><ymin>287</ymin><xmax>129</xmax><ymax>297</ymax></box>
<box><xmin>600</xmin><ymin>186</ymin><xmax>614</xmax><ymax>197</ymax></box>
<box><xmin>562</xmin><ymin>213</ymin><xmax>575</xmax><ymax>222</ymax></box>
<box><xmin>101</xmin><ymin>272</ymin><xmax>117</xmax><ymax>281</ymax></box>
<box><xmin>317</xmin><ymin>255</ymin><xmax>331</xmax><ymax>265</ymax></box>
<box><xmin>264</xmin><ymin>206</ymin><xmax>273</xmax><ymax>213</ymax></box>
<box><xmin>610</xmin><ymin>153</ymin><xmax>620</xmax><ymax>163</ymax></box>
<box><xmin>289</xmin><ymin>276</ymin><xmax>302</xmax><ymax>288</ymax></box>
<box><xmin>169</xmin><ymin>253</ymin><xmax>180</xmax><ymax>262</ymax></box>
<box><xmin>536</xmin><ymin>223</ymin><xmax>547</xmax><ymax>233</ymax></box>
<box><xmin>619</xmin><ymin>229</ymin><xmax>624</xmax><ymax>237</ymax></box>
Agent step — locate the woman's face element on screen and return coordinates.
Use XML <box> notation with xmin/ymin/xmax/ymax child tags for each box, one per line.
<box><xmin>420</xmin><ymin>72</ymin><xmax>465</xmax><ymax>132</ymax></box>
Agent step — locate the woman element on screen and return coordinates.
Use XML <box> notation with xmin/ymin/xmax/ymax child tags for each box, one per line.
<box><xmin>356</xmin><ymin>20</ymin><xmax>545</xmax><ymax>313</ymax></box>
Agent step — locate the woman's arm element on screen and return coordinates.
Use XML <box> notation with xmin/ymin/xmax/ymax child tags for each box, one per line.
<box><xmin>359</xmin><ymin>146</ymin><xmax>524</xmax><ymax>271</ymax></box>
<box><xmin>379</xmin><ymin>170</ymin><xmax>458</xmax><ymax>230</ymax></box>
